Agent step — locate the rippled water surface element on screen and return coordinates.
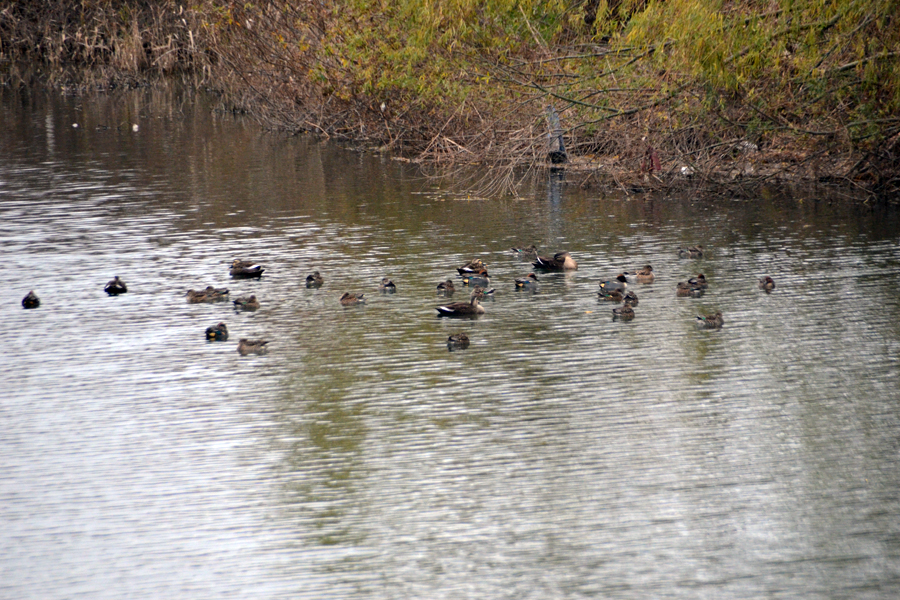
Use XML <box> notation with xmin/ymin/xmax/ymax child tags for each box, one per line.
<box><xmin>2</xmin><ymin>83</ymin><xmax>900</xmax><ymax>599</ymax></box>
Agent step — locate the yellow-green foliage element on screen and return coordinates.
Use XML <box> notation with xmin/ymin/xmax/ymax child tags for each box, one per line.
<box><xmin>608</xmin><ymin>0</ymin><xmax>900</xmax><ymax>117</ymax></box>
<box><xmin>315</xmin><ymin>0</ymin><xmax>567</xmax><ymax>105</ymax></box>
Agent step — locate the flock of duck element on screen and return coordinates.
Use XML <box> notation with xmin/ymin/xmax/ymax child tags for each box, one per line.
<box><xmin>20</xmin><ymin>250</ymin><xmax>777</xmax><ymax>354</ymax></box>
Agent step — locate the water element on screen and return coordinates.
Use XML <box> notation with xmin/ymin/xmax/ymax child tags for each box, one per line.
<box><xmin>2</xmin><ymin>82</ymin><xmax>900</xmax><ymax>599</ymax></box>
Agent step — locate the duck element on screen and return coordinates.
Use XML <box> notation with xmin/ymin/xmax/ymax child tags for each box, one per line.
<box><xmin>339</xmin><ymin>292</ymin><xmax>366</xmax><ymax>306</ymax></box>
<box><xmin>230</xmin><ymin>259</ymin><xmax>264</xmax><ymax>278</ymax></box>
<box><xmin>514</xmin><ymin>273</ymin><xmax>540</xmax><ymax>290</ymax></box>
<box><xmin>447</xmin><ymin>332</ymin><xmax>471</xmax><ymax>350</ymax></box>
<box><xmin>635</xmin><ymin>265</ymin><xmax>655</xmax><ymax>283</ymax></box>
<box><xmin>612</xmin><ymin>305</ymin><xmax>635</xmax><ymax>320</ymax></box>
<box><xmin>758</xmin><ymin>276</ymin><xmax>776</xmax><ymax>291</ymax></box>
<box><xmin>599</xmin><ymin>273</ymin><xmax>630</xmax><ymax>294</ymax></box>
<box><xmin>461</xmin><ymin>270</ymin><xmax>490</xmax><ymax>287</ymax></box>
<box><xmin>22</xmin><ymin>290</ymin><xmax>40</xmax><ymax>309</ymax></box>
<box><xmin>597</xmin><ymin>288</ymin><xmax>624</xmax><ymax>302</ymax></box>
<box><xmin>104</xmin><ymin>276</ymin><xmax>128</xmax><ymax>295</ymax></box>
<box><xmin>233</xmin><ymin>295</ymin><xmax>260</xmax><ymax>310</ymax></box>
<box><xmin>532</xmin><ymin>251</ymin><xmax>578</xmax><ymax>271</ymax></box>
<box><xmin>457</xmin><ymin>259</ymin><xmax>487</xmax><ymax>276</ymax></box>
<box><xmin>305</xmin><ymin>271</ymin><xmax>324</xmax><ymax>288</ymax></box>
<box><xmin>205</xmin><ymin>322</ymin><xmax>229</xmax><ymax>341</ymax></box>
<box><xmin>676</xmin><ymin>281</ymin><xmax>704</xmax><ymax>297</ymax></box>
<box><xmin>186</xmin><ymin>289</ymin><xmax>211</xmax><ymax>303</ymax></box>
<box><xmin>695</xmin><ymin>311</ymin><xmax>724</xmax><ymax>329</ymax></box>
<box><xmin>237</xmin><ymin>338</ymin><xmax>268</xmax><ymax>355</ymax></box>
<box><xmin>379</xmin><ymin>278</ymin><xmax>397</xmax><ymax>293</ymax></box>
<box><xmin>678</xmin><ymin>245</ymin><xmax>704</xmax><ymax>258</ymax></box>
<box><xmin>623</xmin><ymin>290</ymin><xmax>639</xmax><ymax>306</ymax></box>
<box><xmin>203</xmin><ymin>285</ymin><xmax>230</xmax><ymax>301</ymax></box>
<box><xmin>688</xmin><ymin>273</ymin><xmax>708</xmax><ymax>289</ymax></box>
<box><xmin>436</xmin><ymin>291</ymin><xmax>485</xmax><ymax>317</ymax></box>
<box><xmin>436</xmin><ymin>279</ymin><xmax>456</xmax><ymax>294</ymax></box>
<box><xmin>511</xmin><ymin>245</ymin><xmax>538</xmax><ymax>259</ymax></box>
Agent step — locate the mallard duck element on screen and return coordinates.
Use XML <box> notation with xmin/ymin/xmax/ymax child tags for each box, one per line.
<box><xmin>437</xmin><ymin>291</ymin><xmax>485</xmax><ymax>317</ymax></box>
<box><xmin>624</xmin><ymin>291</ymin><xmax>639</xmax><ymax>306</ymax></box>
<box><xmin>457</xmin><ymin>259</ymin><xmax>487</xmax><ymax>275</ymax></box>
<box><xmin>233</xmin><ymin>295</ymin><xmax>260</xmax><ymax>310</ymax></box>
<box><xmin>676</xmin><ymin>281</ymin><xmax>704</xmax><ymax>297</ymax></box>
<box><xmin>758</xmin><ymin>276</ymin><xmax>776</xmax><ymax>291</ymax></box>
<box><xmin>437</xmin><ymin>279</ymin><xmax>456</xmax><ymax>294</ymax></box>
<box><xmin>447</xmin><ymin>332</ymin><xmax>471</xmax><ymax>350</ymax></box>
<box><xmin>511</xmin><ymin>245</ymin><xmax>539</xmax><ymax>259</ymax></box>
<box><xmin>532</xmin><ymin>251</ymin><xmax>578</xmax><ymax>271</ymax></box>
<box><xmin>305</xmin><ymin>271</ymin><xmax>324</xmax><ymax>288</ymax></box>
<box><xmin>514</xmin><ymin>273</ymin><xmax>540</xmax><ymax>289</ymax></box>
<box><xmin>205</xmin><ymin>322</ymin><xmax>229</xmax><ymax>341</ymax></box>
<box><xmin>339</xmin><ymin>292</ymin><xmax>366</xmax><ymax>306</ymax></box>
<box><xmin>461</xmin><ymin>271</ymin><xmax>490</xmax><ymax>287</ymax></box>
<box><xmin>688</xmin><ymin>273</ymin><xmax>708</xmax><ymax>289</ymax></box>
<box><xmin>695</xmin><ymin>311</ymin><xmax>724</xmax><ymax>329</ymax></box>
<box><xmin>599</xmin><ymin>273</ymin><xmax>630</xmax><ymax>294</ymax></box>
<box><xmin>22</xmin><ymin>290</ymin><xmax>40</xmax><ymax>309</ymax></box>
<box><xmin>230</xmin><ymin>259</ymin><xmax>264</xmax><ymax>278</ymax></box>
<box><xmin>678</xmin><ymin>245</ymin><xmax>705</xmax><ymax>258</ymax></box>
<box><xmin>104</xmin><ymin>276</ymin><xmax>127</xmax><ymax>295</ymax></box>
<box><xmin>379</xmin><ymin>278</ymin><xmax>397</xmax><ymax>293</ymax></box>
<box><xmin>598</xmin><ymin>288</ymin><xmax>624</xmax><ymax>302</ymax></box>
<box><xmin>203</xmin><ymin>285</ymin><xmax>230</xmax><ymax>301</ymax></box>
<box><xmin>635</xmin><ymin>265</ymin><xmax>655</xmax><ymax>283</ymax></box>
<box><xmin>612</xmin><ymin>305</ymin><xmax>635</xmax><ymax>320</ymax></box>
<box><xmin>237</xmin><ymin>338</ymin><xmax>268</xmax><ymax>355</ymax></box>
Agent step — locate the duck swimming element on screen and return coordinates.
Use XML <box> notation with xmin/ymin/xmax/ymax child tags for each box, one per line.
<box><xmin>230</xmin><ymin>259</ymin><xmax>265</xmax><ymax>278</ymax></box>
<box><xmin>688</xmin><ymin>273</ymin><xmax>708</xmax><ymax>289</ymax></box>
<box><xmin>461</xmin><ymin>271</ymin><xmax>490</xmax><ymax>287</ymax></box>
<box><xmin>104</xmin><ymin>276</ymin><xmax>127</xmax><ymax>295</ymax></box>
<box><xmin>379</xmin><ymin>278</ymin><xmax>397</xmax><ymax>293</ymax></box>
<box><xmin>598</xmin><ymin>288</ymin><xmax>624</xmax><ymax>302</ymax></box>
<box><xmin>532</xmin><ymin>251</ymin><xmax>578</xmax><ymax>271</ymax></box>
<box><xmin>678</xmin><ymin>245</ymin><xmax>704</xmax><ymax>258</ymax></box>
<box><xmin>758</xmin><ymin>276</ymin><xmax>776</xmax><ymax>291</ymax></box>
<box><xmin>447</xmin><ymin>332</ymin><xmax>471</xmax><ymax>350</ymax></box>
<box><xmin>676</xmin><ymin>281</ymin><xmax>704</xmax><ymax>297</ymax></box>
<box><xmin>205</xmin><ymin>322</ymin><xmax>229</xmax><ymax>341</ymax></box>
<box><xmin>599</xmin><ymin>273</ymin><xmax>629</xmax><ymax>294</ymax></box>
<box><xmin>457</xmin><ymin>259</ymin><xmax>487</xmax><ymax>276</ymax></box>
<box><xmin>695</xmin><ymin>312</ymin><xmax>724</xmax><ymax>329</ymax></box>
<box><xmin>305</xmin><ymin>271</ymin><xmax>324</xmax><ymax>288</ymax></box>
<box><xmin>22</xmin><ymin>290</ymin><xmax>40</xmax><ymax>309</ymax></box>
<box><xmin>635</xmin><ymin>265</ymin><xmax>655</xmax><ymax>283</ymax></box>
<box><xmin>233</xmin><ymin>295</ymin><xmax>260</xmax><ymax>310</ymax></box>
<box><xmin>437</xmin><ymin>279</ymin><xmax>456</xmax><ymax>294</ymax></box>
<box><xmin>437</xmin><ymin>291</ymin><xmax>485</xmax><ymax>317</ymax></box>
<box><xmin>612</xmin><ymin>305</ymin><xmax>635</xmax><ymax>320</ymax></box>
<box><xmin>340</xmin><ymin>292</ymin><xmax>366</xmax><ymax>306</ymax></box>
<box><xmin>514</xmin><ymin>273</ymin><xmax>540</xmax><ymax>290</ymax></box>
<box><xmin>237</xmin><ymin>338</ymin><xmax>268</xmax><ymax>355</ymax></box>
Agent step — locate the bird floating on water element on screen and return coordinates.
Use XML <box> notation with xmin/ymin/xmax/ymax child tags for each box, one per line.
<box><xmin>104</xmin><ymin>276</ymin><xmax>127</xmax><ymax>295</ymax></box>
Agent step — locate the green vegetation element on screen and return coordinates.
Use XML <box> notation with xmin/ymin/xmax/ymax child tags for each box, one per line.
<box><xmin>1</xmin><ymin>0</ymin><xmax>898</xmax><ymax>198</ymax></box>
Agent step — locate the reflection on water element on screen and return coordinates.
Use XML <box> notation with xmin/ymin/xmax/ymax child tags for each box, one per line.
<box><xmin>2</xmin><ymin>83</ymin><xmax>900</xmax><ymax>599</ymax></box>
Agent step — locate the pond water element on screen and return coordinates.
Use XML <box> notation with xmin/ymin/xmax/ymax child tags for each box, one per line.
<box><xmin>2</xmin><ymin>82</ymin><xmax>899</xmax><ymax>599</ymax></box>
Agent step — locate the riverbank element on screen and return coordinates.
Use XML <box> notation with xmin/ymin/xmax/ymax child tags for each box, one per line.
<box><xmin>2</xmin><ymin>0</ymin><xmax>897</xmax><ymax>201</ymax></box>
